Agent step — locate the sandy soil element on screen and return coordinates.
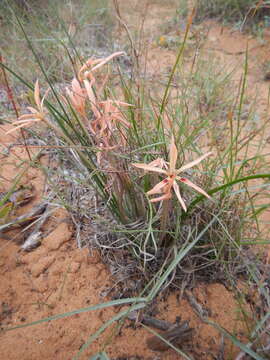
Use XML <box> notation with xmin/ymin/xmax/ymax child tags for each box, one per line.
<box><xmin>0</xmin><ymin>1</ymin><xmax>269</xmax><ymax>359</ymax></box>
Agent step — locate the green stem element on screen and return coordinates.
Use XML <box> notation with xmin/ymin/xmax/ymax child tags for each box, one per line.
<box><xmin>157</xmin><ymin>10</ymin><xmax>193</xmax><ymax>150</ymax></box>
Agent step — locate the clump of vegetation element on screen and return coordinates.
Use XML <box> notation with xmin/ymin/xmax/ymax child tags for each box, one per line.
<box><xmin>1</xmin><ymin>1</ymin><xmax>270</xmax><ymax>358</ymax></box>
<box><xmin>0</xmin><ymin>0</ymin><xmax>112</xmax><ymax>84</ymax></box>
<box><xmin>194</xmin><ymin>0</ymin><xmax>270</xmax><ymax>29</ymax></box>
<box><xmin>4</xmin><ymin>31</ymin><xmax>269</xmax><ymax>290</ymax></box>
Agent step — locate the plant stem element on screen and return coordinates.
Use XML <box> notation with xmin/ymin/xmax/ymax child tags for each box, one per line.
<box><xmin>0</xmin><ymin>55</ymin><xmax>32</xmax><ymax>161</ymax></box>
<box><xmin>160</xmin><ymin>199</ymin><xmax>171</xmax><ymax>243</ymax></box>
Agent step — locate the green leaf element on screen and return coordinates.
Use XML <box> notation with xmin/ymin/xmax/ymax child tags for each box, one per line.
<box><xmin>0</xmin><ymin>202</ymin><xmax>13</xmax><ymax>220</ymax></box>
<box><xmin>4</xmin><ymin>297</ymin><xmax>146</xmax><ymax>332</ymax></box>
<box><xmin>206</xmin><ymin>319</ymin><xmax>266</xmax><ymax>360</ymax></box>
<box><xmin>89</xmin><ymin>352</ymin><xmax>110</xmax><ymax>360</ymax></box>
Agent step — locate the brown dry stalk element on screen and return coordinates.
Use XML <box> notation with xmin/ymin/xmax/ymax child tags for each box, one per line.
<box><xmin>0</xmin><ymin>55</ymin><xmax>32</xmax><ymax>161</ymax></box>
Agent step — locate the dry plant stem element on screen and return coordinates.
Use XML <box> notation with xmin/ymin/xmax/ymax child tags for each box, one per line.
<box><xmin>113</xmin><ymin>174</ymin><xmax>128</xmax><ymax>223</ymax></box>
<box><xmin>128</xmin><ymin>311</ymin><xmax>174</xmax><ymax>331</ymax></box>
<box><xmin>137</xmin><ymin>2</ymin><xmax>149</xmax><ymax>62</ymax></box>
<box><xmin>0</xmin><ymin>201</ymin><xmax>47</xmax><ymax>233</ymax></box>
<box><xmin>0</xmin><ymin>55</ymin><xmax>32</xmax><ymax>162</ymax></box>
<box><xmin>113</xmin><ymin>0</ymin><xmax>139</xmax><ymax>69</ymax></box>
<box><xmin>185</xmin><ymin>290</ymin><xmax>209</xmax><ymax>319</ymax></box>
<box><xmin>107</xmin><ymin>155</ymin><xmax>128</xmax><ymax>223</ymax></box>
<box><xmin>160</xmin><ymin>199</ymin><xmax>171</xmax><ymax>243</ymax></box>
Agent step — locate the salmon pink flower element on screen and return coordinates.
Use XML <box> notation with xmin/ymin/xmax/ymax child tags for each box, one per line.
<box><xmin>66</xmin><ymin>78</ymin><xmax>87</xmax><ymax>116</ymax></box>
<box><xmin>6</xmin><ymin>80</ymin><xmax>49</xmax><ymax>134</ymax></box>
<box><xmin>132</xmin><ymin>137</ymin><xmax>212</xmax><ymax>212</ymax></box>
<box><xmin>78</xmin><ymin>51</ymin><xmax>125</xmax><ymax>82</ymax></box>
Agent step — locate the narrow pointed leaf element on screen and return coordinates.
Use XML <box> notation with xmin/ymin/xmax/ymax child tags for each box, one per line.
<box><xmin>169</xmin><ymin>137</ymin><xmax>178</xmax><ymax>172</ymax></box>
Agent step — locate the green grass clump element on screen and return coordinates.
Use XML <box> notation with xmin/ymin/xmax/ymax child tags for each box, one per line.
<box><xmin>194</xmin><ymin>0</ymin><xmax>270</xmax><ymax>28</ymax></box>
<box><xmin>0</xmin><ymin>0</ymin><xmax>112</xmax><ymax>84</ymax></box>
<box><xmin>3</xmin><ymin>20</ymin><xmax>268</xmax><ymax>283</ymax></box>
<box><xmin>1</xmin><ymin>2</ymin><xmax>270</xmax><ymax>359</ymax></box>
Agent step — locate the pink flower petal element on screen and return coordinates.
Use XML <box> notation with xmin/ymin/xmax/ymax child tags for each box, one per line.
<box><xmin>34</xmin><ymin>80</ymin><xmax>41</xmax><ymax>110</ymax></box>
<box><xmin>176</xmin><ymin>152</ymin><xmax>212</xmax><ymax>174</ymax></box>
<box><xmin>178</xmin><ymin>177</ymin><xmax>210</xmax><ymax>198</ymax></box>
<box><xmin>148</xmin><ymin>158</ymin><xmax>168</xmax><ymax>169</ymax></box>
<box><xmin>99</xmin><ymin>100</ymin><xmax>133</xmax><ymax>107</ymax></box>
<box><xmin>27</xmin><ymin>107</ymin><xmax>39</xmax><ymax>114</ymax></box>
<box><xmin>150</xmin><ymin>192</ymin><xmax>172</xmax><ymax>203</ymax></box>
<box><xmin>5</xmin><ymin>120</ymin><xmax>40</xmax><ymax>134</ymax></box>
<box><xmin>132</xmin><ymin>163</ymin><xmax>167</xmax><ymax>174</ymax></box>
<box><xmin>40</xmin><ymin>88</ymin><xmax>50</xmax><ymax>109</ymax></box>
<box><xmin>147</xmin><ymin>179</ymin><xmax>170</xmax><ymax>195</ymax></box>
<box><xmin>13</xmin><ymin>118</ymin><xmax>40</xmax><ymax>124</ymax></box>
<box><xmin>83</xmin><ymin>79</ymin><xmax>100</xmax><ymax>118</ymax></box>
<box><xmin>173</xmin><ymin>182</ymin><xmax>187</xmax><ymax>212</ymax></box>
<box><xmin>91</xmin><ymin>51</ymin><xmax>125</xmax><ymax>72</ymax></box>
<box><xmin>71</xmin><ymin>78</ymin><xmax>83</xmax><ymax>94</ymax></box>
<box><xmin>18</xmin><ymin>114</ymin><xmax>37</xmax><ymax>120</ymax></box>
